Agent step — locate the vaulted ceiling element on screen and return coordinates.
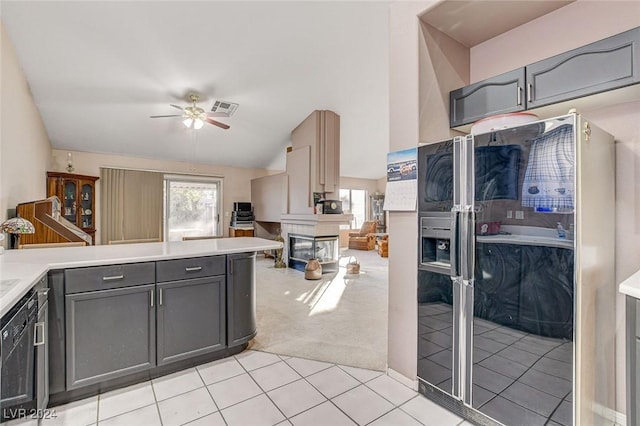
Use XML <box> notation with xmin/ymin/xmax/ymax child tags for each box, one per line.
<box><xmin>1</xmin><ymin>1</ymin><xmax>390</xmax><ymax>179</ymax></box>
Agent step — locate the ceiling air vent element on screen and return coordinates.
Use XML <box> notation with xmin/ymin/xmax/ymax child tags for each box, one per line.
<box><xmin>210</xmin><ymin>100</ymin><xmax>239</xmax><ymax>116</ymax></box>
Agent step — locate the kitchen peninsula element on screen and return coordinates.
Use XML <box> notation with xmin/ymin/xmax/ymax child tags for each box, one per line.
<box><xmin>0</xmin><ymin>237</ymin><xmax>282</xmax><ymax>411</ymax></box>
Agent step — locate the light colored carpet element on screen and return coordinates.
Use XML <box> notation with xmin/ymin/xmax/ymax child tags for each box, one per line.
<box><xmin>251</xmin><ymin>248</ymin><xmax>389</xmax><ymax>371</ymax></box>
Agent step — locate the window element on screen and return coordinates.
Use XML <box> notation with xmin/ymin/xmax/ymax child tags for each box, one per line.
<box><xmin>339</xmin><ymin>189</ymin><xmax>367</xmax><ymax>229</ymax></box>
<box><xmin>164</xmin><ymin>176</ymin><xmax>222</xmax><ymax>241</ymax></box>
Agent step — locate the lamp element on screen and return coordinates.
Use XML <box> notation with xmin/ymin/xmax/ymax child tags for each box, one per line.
<box><xmin>66</xmin><ymin>152</ymin><xmax>75</xmax><ymax>173</ymax></box>
<box><xmin>0</xmin><ymin>216</ymin><xmax>36</xmax><ymax>251</ymax></box>
<box><xmin>183</xmin><ymin>117</ymin><xmax>204</xmax><ymax>130</ymax></box>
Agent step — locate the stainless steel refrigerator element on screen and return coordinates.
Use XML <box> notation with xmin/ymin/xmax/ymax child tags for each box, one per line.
<box><xmin>417</xmin><ymin>113</ymin><xmax>616</xmax><ymax>426</ymax></box>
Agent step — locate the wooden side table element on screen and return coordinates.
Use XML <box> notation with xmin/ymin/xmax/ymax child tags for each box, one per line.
<box><xmin>230</xmin><ymin>227</ymin><xmax>254</xmax><ymax>237</ymax></box>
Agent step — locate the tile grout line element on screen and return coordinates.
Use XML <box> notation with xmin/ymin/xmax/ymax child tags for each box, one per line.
<box><xmin>149</xmin><ymin>377</ymin><xmax>165</xmax><ymax>426</ymax></box>
<box><xmin>298</xmin><ymin>364</ymin><xmax>364</xmax><ymax>425</ymax></box>
<box><xmin>96</xmin><ymin>401</ymin><xmax>158</xmax><ymax>424</ymax></box>
<box><xmin>193</xmin><ymin>366</ymin><xmax>227</xmax><ymax>426</ymax></box>
<box><xmin>396</xmin><ymin>395</ymin><xmax>430</xmax><ymax>426</ymax></box>
<box><xmin>95</xmin><ymin>394</ymin><xmax>100</xmax><ymax>425</ymax></box>
<box><xmin>300</xmin><ymin>363</ymin><xmax>404</xmax><ymax>426</ymax></box>
<box><xmin>233</xmin><ymin>352</ymin><xmax>292</xmax><ymax>423</ymax></box>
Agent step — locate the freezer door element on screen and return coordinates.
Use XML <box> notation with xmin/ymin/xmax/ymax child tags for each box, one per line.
<box><xmin>417</xmin><ymin>139</ymin><xmax>458</xmax><ymax>397</ymax></box>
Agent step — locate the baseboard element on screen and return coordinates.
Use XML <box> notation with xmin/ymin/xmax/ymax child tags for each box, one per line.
<box><xmin>387</xmin><ymin>367</ymin><xmax>419</xmax><ymax>391</ymax></box>
<box><xmin>592</xmin><ymin>402</ymin><xmax>626</xmax><ymax>425</ymax></box>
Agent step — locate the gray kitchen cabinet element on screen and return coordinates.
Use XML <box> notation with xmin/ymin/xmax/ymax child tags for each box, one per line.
<box><xmin>65</xmin><ymin>284</ymin><xmax>156</xmax><ymax>389</ymax></box>
<box><xmin>156</xmin><ymin>276</ymin><xmax>226</xmax><ymax>365</ymax></box>
<box><xmin>527</xmin><ymin>27</ymin><xmax>640</xmax><ymax>109</ymax></box>
<box><xmin>227</xmin><ymin>252</ymin><xmax>257</xmax><ymax>346</ymax></box>
<box><xmin>449</xmin><ymin>68</ymin><xmax>526</xmax><ymax>127</ymax></box>
<box><xmin>450</xmin><ymin>27</ymin><xmax>640</xmax><ymax>128</ymax></box>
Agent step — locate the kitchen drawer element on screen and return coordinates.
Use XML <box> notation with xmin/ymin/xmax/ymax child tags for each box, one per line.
<box><xmin>65</xmin><ymin>263</ymin><xmax>155</xmax><ymax>294</ymax></box>
<box><xmin>156</xmin><ymin>256</ymin><xmax>225</xmax><ymax>282</ymax></box>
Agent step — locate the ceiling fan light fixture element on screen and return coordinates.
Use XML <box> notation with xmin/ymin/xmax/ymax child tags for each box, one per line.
<box><xmin>193</xmin><ymin>118</ymin><xmax>204</xmax><ymax>130</ymax></box>
<box><xmin>183</xmin><ymin>118</ymin><xmax>194</xmax><ymax>128</ymax></box>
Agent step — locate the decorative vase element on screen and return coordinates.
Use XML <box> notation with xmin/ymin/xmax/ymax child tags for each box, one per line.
<box><xmin>304</xmin><ymin>258</ymin><xmax>322</xmax><ymax>280</ymax></box>
<box><xmin>274</xmin><ymin>229</ymin><xmax>286</xmax><ymax>268</ymax></box>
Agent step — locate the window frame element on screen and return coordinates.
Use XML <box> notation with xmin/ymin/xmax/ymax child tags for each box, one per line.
<box><xmin>163</xmin><ymin>174</ymin><xmax>223</xmax><ymax>241</ymax></box>
<box><xmin>339</xmin><ymin>188</ymin><xmax>369</xmax><ymax>229</ymax></box>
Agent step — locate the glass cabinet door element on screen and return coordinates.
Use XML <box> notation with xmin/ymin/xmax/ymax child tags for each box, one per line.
<box><xmin>80</xmin><ymin>183</ymin><xmax>93</xmax><ymax>228</ymax></box>
<box><xmin>63</xmin><ymin>180</ymin><xmax>77</xmax><ymax>225</ymax></box>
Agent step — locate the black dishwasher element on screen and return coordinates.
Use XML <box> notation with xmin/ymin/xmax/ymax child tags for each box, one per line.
<box><xmin>0</xmin><ymin>290</ymin><xmax>38</xmax><ymax>420</ymax></box>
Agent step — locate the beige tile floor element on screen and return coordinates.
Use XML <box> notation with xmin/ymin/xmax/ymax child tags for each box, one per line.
<box><xmin>7</xmin><ymin>350</ymin><xmax>468</xmax><ymax>426</ymax></box>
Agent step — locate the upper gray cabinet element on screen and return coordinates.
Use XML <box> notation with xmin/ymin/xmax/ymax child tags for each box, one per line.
<box><xmin>449</xmin><ymin>26</ymin><xmax>640</xmax><ymax>128</ymax></box>
<box><xmin>527</xmin><ymin>27</ymin><xmax>640</xmax><ymax>109</ymax></box>
<box><xmin>450</xmin><ymin>68</ymin><xmax>526</xmax><ymax>127</ymax></box>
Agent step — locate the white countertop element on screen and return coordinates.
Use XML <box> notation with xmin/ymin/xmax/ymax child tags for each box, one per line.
<box><xmin>620</xmin><ymin>269</ymin><xmax>640</xmax><ymax>299</ymax></box>
<box><xmin>0</xmin><ymin>237</ymin><xmax>282</xmax><ymax>317</ymax></box>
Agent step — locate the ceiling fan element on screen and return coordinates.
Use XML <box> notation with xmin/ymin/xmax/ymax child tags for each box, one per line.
<box><xmin>150</xmin><ymin>94</ymin><xmax>230</xmax><ymax>130</ymax></box>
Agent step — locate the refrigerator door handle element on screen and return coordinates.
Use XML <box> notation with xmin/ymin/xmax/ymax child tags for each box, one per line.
<box><xmin>461</xmin><ymin>209</ymin><xmax>476</xmax><ymax>282</ymax></box>
<box><xmin>450</xmin><ymin>209</ymin><xmax>460</xmax><ymax>277</ymax></box>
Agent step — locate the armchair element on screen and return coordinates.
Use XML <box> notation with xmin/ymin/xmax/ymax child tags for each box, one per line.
<box><xmin>348</xmin><ymin>220</ymin><xmax>377</xmax><ymax>250</ymax></box>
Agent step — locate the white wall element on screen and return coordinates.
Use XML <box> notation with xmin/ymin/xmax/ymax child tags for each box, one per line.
<box><xmin>387</xmin><ymin>1</ymin><xmax>435</xmax><ymax>381</ymax></box>
<box><xmin>50</xmin><ymin>149</ymin><xmax>276</xmax><ymax>244</ymax></box>
<box><xmin>0</xmin><ymin>23</ymin><xmax>51</xmax><ymax>240</ymax></box>
<box><xmin>387</xmin><ymin>0</ymin><xmax>469</xmax><ymax>382</ymax></box>
<box><xmin>340</xmin><ymin>176</ymin><xmax>382</xmax><ymax>195</ymax></box>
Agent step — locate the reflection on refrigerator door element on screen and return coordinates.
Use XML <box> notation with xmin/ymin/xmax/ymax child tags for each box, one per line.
<box><xmin>417</xmin><ymin>115</ymin><xmax>581</xmax><ymax>426</ymax></box>
<box><xmin>418</xmin><ymin>269</ymin><xmax>454</xmax><ymax>394</ymax></box>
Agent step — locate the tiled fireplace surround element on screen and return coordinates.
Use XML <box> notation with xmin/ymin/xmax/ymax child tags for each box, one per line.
<box><xmin>280</xmin><ymin>214</ymin><xmax>352</xmax><ymax>266</ymax></box>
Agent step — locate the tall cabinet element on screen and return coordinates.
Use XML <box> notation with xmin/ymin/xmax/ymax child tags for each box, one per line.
<box><xmin>47</xmin><ymin>172</ymin><xmax>99</xmax><ymax>244</ymax></box>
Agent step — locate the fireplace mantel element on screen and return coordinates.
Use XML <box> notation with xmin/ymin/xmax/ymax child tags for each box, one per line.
<box><xmin>280</xmin><ymin>213</ymin><xmax>353</xmax><ymax>226</ymax></box>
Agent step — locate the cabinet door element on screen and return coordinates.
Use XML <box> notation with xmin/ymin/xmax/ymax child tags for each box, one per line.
<box><xmin>227</xmin><ymin>252</ymin><xmax>257</xmax><ymax>346</ymax></box>
<box><xmin>79</xmin><ymin>181</ymin><xmax>95</xmax><ymax>229</ymax></box>
<box><xmin>449</xmin><ymin>68</ymin><xmax>525</xmax><ymax>128</ymax></box>
<box><xmin>157</xmin><ymin>276</ymin><xmax>226</xmax><ymax>365</ymax></box>
<box><xmin>527</xmin><ymin>27</ymin><xmax>640</xmax><ymax>108</ymax></box>
<box><xmin>62</xmin><ymin>179</ymin><xmax>79</xmax><ymax>225</ymax></box>
<box><xmin>36</xmin><ymin>302</ymin><xmax>48</xmax><ymax>411</ymax></box>
<box><xmin>65</xmin><ymin>284</ymin><xmax>156</xmax><ymax>389</ymax></box>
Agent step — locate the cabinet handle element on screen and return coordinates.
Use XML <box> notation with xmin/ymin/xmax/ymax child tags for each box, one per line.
<box><xmin>185</xmin><ymin>266</ymin><xmax>202</xmax><ymax>272</ymax></box>
<box><xmin>150</xmin><ymin>290</ymin><xmax>154</xmax><ymax>307</ymax></box>
<box><xmin>103</xmin><ymin>275</ymin><xmax>124</xmax><ymax>281</ymax></box>
<box><xmin>33</xmin><ymin>322</ymin><xmax>45</xmax><ymax>346</ymax></box>
<box><xmin>517</xmin><ymin>86</ymin><xmax>522</xmax><ymax>106</ymax></box>
<box><xmin>527</xmin><ymin>84</ymin><xmax>533</xmax><ymax>102</ymax></box>
<box><xmin>159</xmin><ymin>289</ymin><xmax>163</xmax><ymax>306</ymax></box>
<box><xmin>230</xmin><ymin>261</ymin><xmax>233</xmax><ymax>275</ymax></box>
<box><xmin>39</xmin><ymin>288</ymin><xmax>50</xmax><ymax>296</ymax></box>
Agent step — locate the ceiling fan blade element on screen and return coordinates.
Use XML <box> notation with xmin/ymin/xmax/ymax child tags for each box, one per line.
<box><xmin>206</xmin><ymin>111</ymin><xmax>229</xmax><ymax>118</ymax></box>
<box><xmin>205</xmin><ymin>118</ymin><xmax>230</xmax><ymax>130</ymax></box>
<box><xmin>150</xmin><ymin>114</ymin><xmax>182</xmax><ymax>118</ymax></box>
<box><xmin>170</xmin><ymin>104</ymin><xmax>184</xmax><ymax>111</ymax></box>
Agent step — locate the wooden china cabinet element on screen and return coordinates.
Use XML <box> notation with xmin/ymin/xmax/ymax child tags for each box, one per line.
<box><xmin>46</xmin><ymin>171</ymin><xmax>99</xmax><ymax>244</ymax></box>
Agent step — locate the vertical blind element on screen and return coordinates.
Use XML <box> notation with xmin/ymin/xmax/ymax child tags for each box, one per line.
<box><xmin>100</xmin><ymin>168</ymin><xmax>163</xmax><ymax>244</ymax></box>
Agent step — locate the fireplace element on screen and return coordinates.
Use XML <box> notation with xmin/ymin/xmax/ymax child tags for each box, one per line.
<box><xmin>288</xmin><ymin>234</ymin><xmax>339</xmax><ymax>273</ymax></box>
